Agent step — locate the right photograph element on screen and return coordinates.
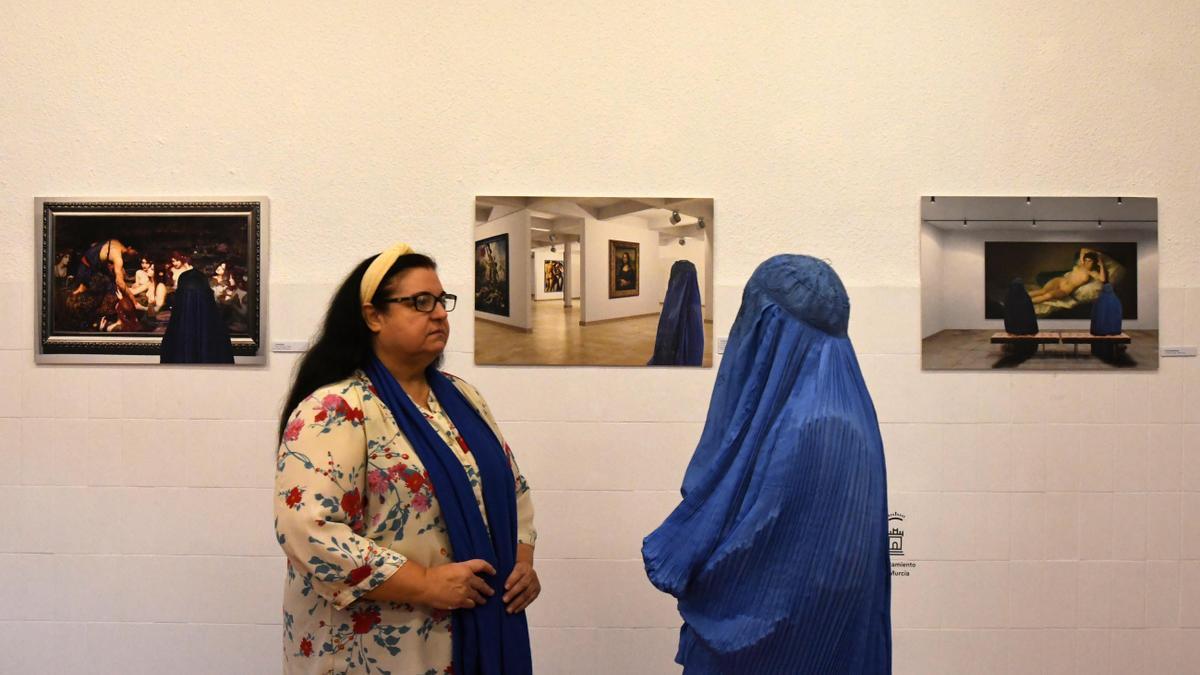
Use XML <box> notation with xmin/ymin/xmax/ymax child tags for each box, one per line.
<box><xmin>920</xmin><ymin>196</ymin><xmax>1158</xmax><ymax>370</ymax></box>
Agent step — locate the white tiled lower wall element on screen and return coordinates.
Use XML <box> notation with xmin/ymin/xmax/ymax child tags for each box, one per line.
<box><xmin>3</xmin><ymin>282</ymin><xmax>1200</xmax><ymax>673</ymax></box>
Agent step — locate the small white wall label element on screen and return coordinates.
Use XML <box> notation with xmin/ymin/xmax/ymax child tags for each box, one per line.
<box><xmin>272</xmin><ymin>341</ymin><xmax>309</xmax><ymax>353</ymax></box>
<box><xmin>1161</xmin><ymin>346</ymin><xmax>1198</xmax><ymax>357</ymax></box>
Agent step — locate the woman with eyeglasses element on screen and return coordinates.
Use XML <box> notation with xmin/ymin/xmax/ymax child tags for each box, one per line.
<box><xmin>275</xmin><ymin>244</ymin><xmax>537</xmax><ymax>675</ymax></box>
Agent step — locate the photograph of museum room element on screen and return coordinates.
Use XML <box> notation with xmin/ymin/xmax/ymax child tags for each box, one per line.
<box><xmin>474</xmin><ymin>196</ymin><xmax>714</xmax><ymax>366</ymax></box>
<box><xmin>921</xmin><ymin>196</ymin><xmax>1158</xmax><ymax>371</ymax></box>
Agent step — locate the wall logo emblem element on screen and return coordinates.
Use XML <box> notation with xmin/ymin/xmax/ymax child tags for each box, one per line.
<box><xmin>888</xmin><ymin>512</ymin><xmax>905</xmax><ymax>557</ymax></box>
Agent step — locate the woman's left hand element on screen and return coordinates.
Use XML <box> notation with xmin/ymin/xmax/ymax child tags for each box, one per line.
<box><xmin>503</xmin><ymin>561</ymin><xmax>540</xmax><ymax>614</ymax></box>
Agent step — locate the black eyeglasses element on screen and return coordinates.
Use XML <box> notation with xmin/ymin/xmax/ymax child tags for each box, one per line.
<box><xmin>379</xmin><ymin>292</ymin><xmax>457</xmax><ymax>313</ymax></box>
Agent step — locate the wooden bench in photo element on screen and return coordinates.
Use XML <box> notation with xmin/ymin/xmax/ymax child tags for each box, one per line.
<box><xmin>1058</xmin><ymin>331</ymin><xmax>1132</xmax><ymax>357</ymax></box>
<box><xmin>990</xmin><ymin>332</ymin><xmax>1061</xmax><ymax>354</ymax></box>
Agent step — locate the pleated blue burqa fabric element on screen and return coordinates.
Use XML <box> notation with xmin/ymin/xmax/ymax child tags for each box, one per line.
<box><xmin>1090</xmin><ymin>283</ymin><xmax>1123</xmax><ymax>359</ymax></box>
<box><xmin>648</xmin><ymin>260</ymin><xmax>705</xmax><ymax>366</ymax></box>
<box><xmin>642</xmin><ymin>254</ymin><xmax>892</xmax><ymax>674</ymax></box>
<box><xmin>1003</xmin><ymin>278</ymin><xmax>1039</xmax><ymax>335</ymax></box>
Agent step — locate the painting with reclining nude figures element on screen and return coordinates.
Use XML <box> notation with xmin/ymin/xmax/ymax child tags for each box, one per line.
<box><xmin>920</xmin><ymin>195</ymin><xmax>1156</xmax><ymax>372</ymax></box>
<box><xmin>984</xmin><ymin>241</ymin><xmax>1137</xmax><ymax>320</ymax></box>
<box><xmin>37</xmin><ymin>198</ymin><xmax>265</xmax><ymax>364</ymax></box>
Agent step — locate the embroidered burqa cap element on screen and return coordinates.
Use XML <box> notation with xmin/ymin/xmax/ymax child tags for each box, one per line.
<box><xmin>642</xmin><ymin>254</ymin><xmax>892</xmax><ymax>674</ymax></box>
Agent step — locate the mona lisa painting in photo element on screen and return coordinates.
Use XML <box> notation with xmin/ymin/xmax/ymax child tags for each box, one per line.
<box><xmin>609</xmin><ymin>240</ymin><xmax>640</xmax><ymax>298</ymax></box>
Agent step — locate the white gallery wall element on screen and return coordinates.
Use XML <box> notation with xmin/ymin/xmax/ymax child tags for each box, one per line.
<box><xmin>2</xmin><ymin>3</ymin><xmax>1200</xmax><ymax>674</ymax></box>
<box><xmin>925</xmin><ymin>226</ymin><xmax>1160</xmax><ymax>335</ymax></box>
<box><xmin>920</xmin><ymin>223</ymin><xmax>946</xmax><ymax>338</ymax></box>
<box><xmin>580</xmin><ymin>215</ymin><xmax>665</xmax><ymax>324</ymax></box>
<box><xmin>656</xmin><ymin>236</ymin><xmax>710</xmax><ymax>311</ymax></box>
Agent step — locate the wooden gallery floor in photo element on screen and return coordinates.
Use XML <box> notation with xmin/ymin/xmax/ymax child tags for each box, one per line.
<box><xmin>475</xmin><ymin>300</ymin><xmax>714</xmax><ymax>367</ymax></box>
<box><xmin>921</xmin><ymin>329</ymin><xmax>1159</xmax><ymax>370</ymax></box>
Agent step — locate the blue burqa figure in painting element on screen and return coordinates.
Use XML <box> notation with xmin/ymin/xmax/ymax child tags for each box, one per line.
<box><xmin>642</xmin><ymin>254</ymin><xmax>891</xmax><ymax>674</ymax></box>
<box><xmin>1003</xmin><ymin>277</ymin><xmax>1039</xmax><ymax>335</ymax></box>
<box><xmin>1090</xmin><ymin>282</ymin><xmax>1123</xmax><ymax>359</ymax></box>
<box><xmin>648</xmin><ymin>260</ymin><xmax>705</xmax><ymax>366</ymax></box>
<box><xmin>160</xmin><ymin>269</ymin><xmax>235</xmax><ymax>364</ymax></box>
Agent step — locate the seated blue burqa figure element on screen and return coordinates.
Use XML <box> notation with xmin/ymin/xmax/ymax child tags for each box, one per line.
<box><xmin>160</xmin><ymin>269</ymin><xmax>235</xmax><ymax>364</ymax></box>
<box><xmin>1003</xmin><ymin>277</ymin><xmax>1039</xmax><ymax>335</ymax></box>
<box><xmin>642</xmin><ymin>255</ymin><xmax>891</xmax><ymax>674</ymax></box>
<box><xmin>1089</xmin><ymin>283</ymin><xmax>1123</xmax><ymax>359</ymax></box>
<box><xmin>648</xmin><ymin>260</ymin><xmax>705</xmax><ymax>366</ymax></box>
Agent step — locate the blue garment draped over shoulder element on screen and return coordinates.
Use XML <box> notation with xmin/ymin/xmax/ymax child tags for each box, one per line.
<box><xmin>642</xmin><ymin>254</ymin><xmax>892</xmax><ymax>674</ymax></box>
<box><xmin>648</xmin><ymin>260</ymin><xmax>704</xmax><ymax>366</ymax></box>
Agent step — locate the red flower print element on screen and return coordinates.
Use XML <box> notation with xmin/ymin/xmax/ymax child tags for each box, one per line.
<box><xmin>346</xmin><ymin>563</ymin><xmax>372</xmax><ymax>586</ymax></box>
<box><xmin>313</xmin><ymin>410</ymin><xmax>328</xmax><ymax>423</ymax></box>
<box><xmin>412</xmin><ymin>493</ymin><xmax>430</xmax><ymax>513</ymax></box>
<box><xmin>367</xmin><ymin>469</ymin><xmax>390</xmax><ymax>496</ymax></box>
<box><xmin>284</xmin><ymin>417</ymin><xmax>305</xmax><ymax>442</ymax></box>
<box><xmin>403</xmin><ymin>471</ymin><xmax>426</xmax><ymax>494</ymax></box>
<box><xmin>388</xmin><ymin>463</ymin><xmax>406</xmax><ymax>481</ymax></box>
<box><xmin>321</xmin><ymin>394</ymin><xmax>349</xmax><ymax>413</ymax></box>
<box><xmin>352</xmin><ymin>606</ymin><xmax>381</xmax><ymax>634</ymax></box>
<box><xmin>456</xmin><ymin>435</ymin><xmax>471</xmax><ymax>454</ymax></box>
<box><xmin>341</xmin><ymin>489</ymin><xmax>363</xmax><ymax>521</ymax></box>
<box><xmin>299</xmin><ymin>637</ymin><xmax>313</xmax><ymax>657</ymax></box>
<box><xmin>345</xmin><ymin>407</ymin><xmax>364</xmax><ymax>424</ymax></box>
<box><xmin>285</xmin><ymin>486</ymin><xmax>303</xmax><ymax>508</ymax></box>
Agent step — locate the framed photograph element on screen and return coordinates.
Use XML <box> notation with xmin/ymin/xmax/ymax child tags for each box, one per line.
<box><xmin>475</xmin><ymin>233</ymin><xmax>510</xmax><ymax>316</ymax></box>
<box><xmin>544</xmin><ymin>260</ymin><xmax>564</xmax><ymax>293</ymax></box>
<box><xmin>36</xmin><ymin>197</ymin><xmax>267</xmax><ymax>365</ymax></box>
<box><xmin>608</xmin><ymin>239</ymin><xmax>640</xmax><ymax>298</ymax></box>
<box><xmin>984</xmin><ymin>241</ymin><xmax>1138</xmax><ymax>320</ymax></box>
<box><xmin>920</xmin><ymin>195</ymin><xmax>1157</xmax><ymax>371</ymax></box>
<box><xmin>474</xmin><ymin>196</ymin><xmax>714</xmax><ymax>367</ymax></box>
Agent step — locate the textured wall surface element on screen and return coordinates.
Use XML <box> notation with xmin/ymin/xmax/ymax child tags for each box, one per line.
<box><xmin>2</xmin><ymin>2</ymin><xmax>1200</xmax><ymax>673</ymax></box>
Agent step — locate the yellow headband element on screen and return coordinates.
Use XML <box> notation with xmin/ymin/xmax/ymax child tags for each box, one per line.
<box><xmin>360</xmin><ymin>242</ymin><xmax>415</xmax><ymax>305</ymax></box>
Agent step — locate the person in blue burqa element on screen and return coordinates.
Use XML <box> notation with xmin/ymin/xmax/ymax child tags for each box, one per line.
<box><xmin>648</xmin><ymin>260</ymin><xmax>705</xmax><ymax>366</ymax></box>
<box><xmin>1003</xmin><ymin>277</ymin><xmax>1039</xmax><ymax>335</ymax></box>
<box><xmin>1001</xmin><ymin>277</ymin><xmax>1040</xmax><ymax>360</ymax></box>
<box><xmin>642</xmin><ymin>254</ymin><xmax>891</xmax><ymax>674</ymax></box>
<box><xmin>1089</xmin><ymin>282</ymin><xmax>1123</xmax><ymax>360</ymax></box>
<box><xmin>160</xmin><ymin>268</ymin><xmax>236</xmax><ymax>363</ymax></box>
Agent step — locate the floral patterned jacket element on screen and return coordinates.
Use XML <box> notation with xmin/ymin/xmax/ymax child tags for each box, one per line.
<box><xmin>275</xmin><ymin>371</ymin><xmax>536</xmax><ymax>675</ymax></box>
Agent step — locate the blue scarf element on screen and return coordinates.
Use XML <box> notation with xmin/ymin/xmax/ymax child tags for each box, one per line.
<box><xmin>365</xmin><ymin>355</ymin><xmax>532</xmax><ymax>675</ymax></box>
